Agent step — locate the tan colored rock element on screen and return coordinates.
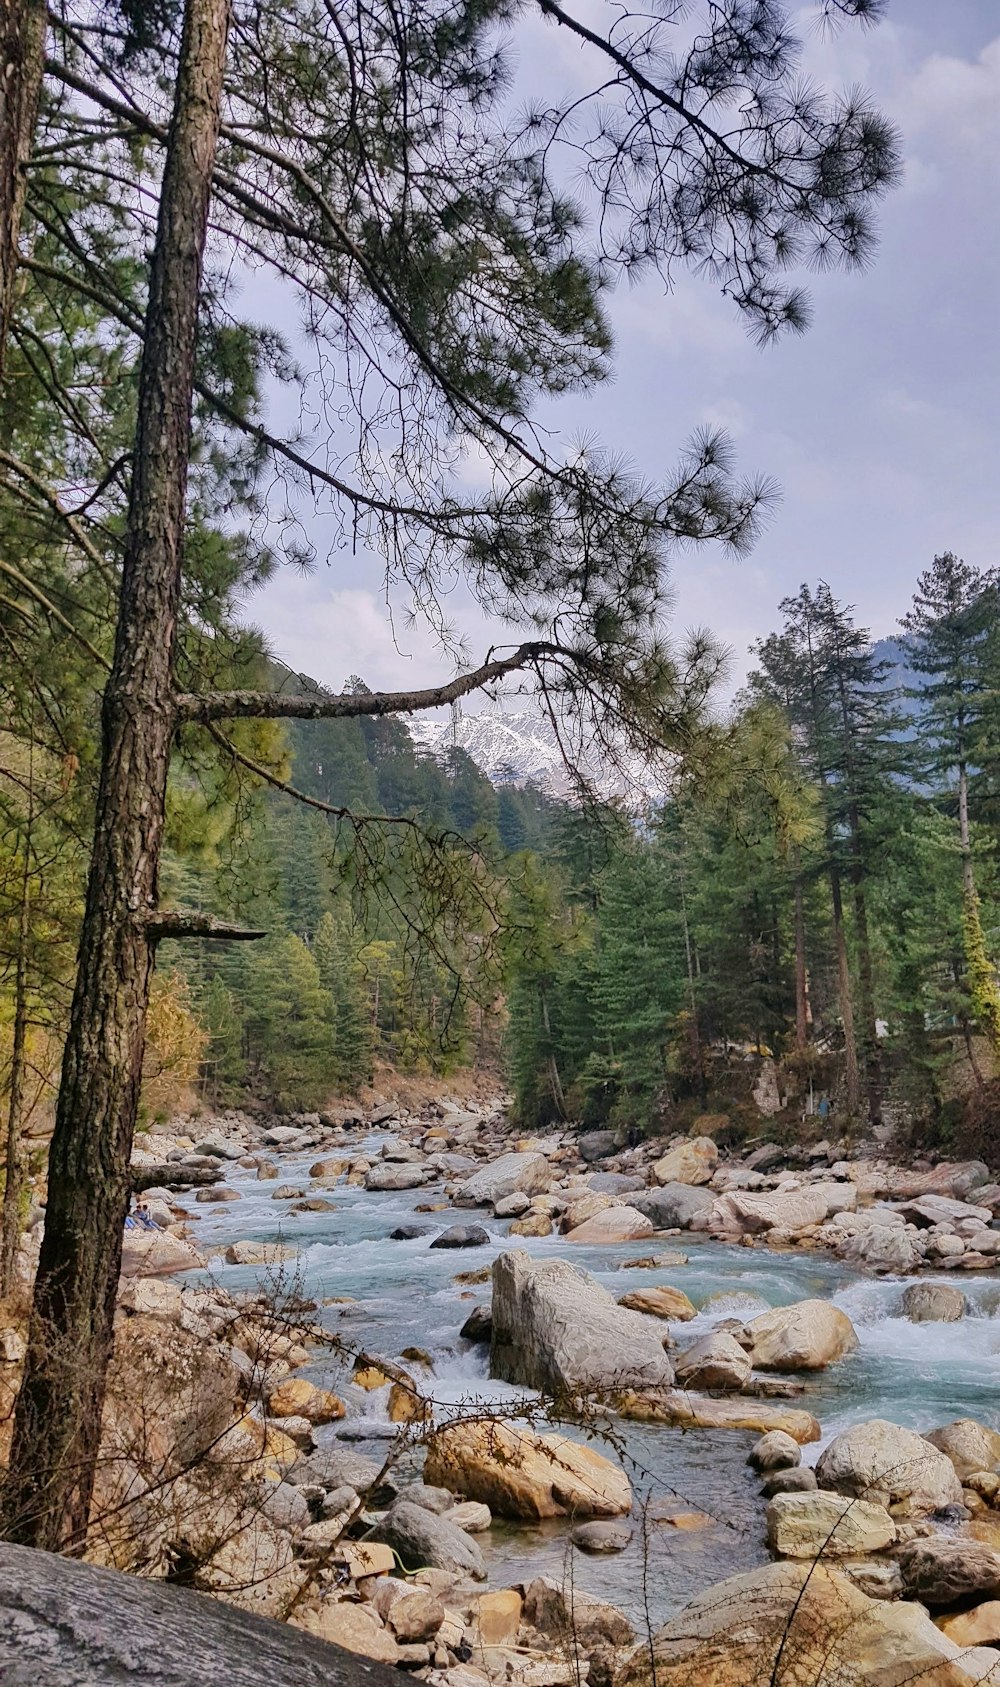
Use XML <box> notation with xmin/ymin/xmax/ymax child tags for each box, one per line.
<box><xmin>614</xmin><ymin>1560</ymin><xmax>987</xmax><ymax>1687</ymax></box>
<box><xmin>618</xmin><ymin>1285</ymin><xmax>696</xmax><ymax>1321</ymax></box>
<box><xmin>388</xmin><ymin>1380</ymin><xmax>432</xmax><ymax>1423</ymax></box>
<box><xmin>939</xmin><ymin>1601</ymin><xmax>1000</xmax><ymax>1648</ymax></box>
<box><xmin>747</xmin><ymin>1299</ymin><xmax>858</xmax><ymax>1371</ymax></box>
<box><xmin>293</xmin><ymin>1600</ymin><xmax>401</xmax><ymax>1662</ymax></box>
<box><xmin>353</xmin><ymin>1364</ymin><xmax>389</xmax><ymax>1389</ymax></box>
<box><xmin>618</xmin><ymin>1389</ymin><xmax>821</xmax><ymax>1444</ymax></box>
<box><xmin>424</xmin><ymin>1420</ymin><xmax>631</xmax><ymax>1520</ymax></box>
<box><xmin>652</xmin><ymin>1138</ymin><xmax>718</xmax><ymax>1187</ymax></box>
<box><xmin>708</xmin><ymin>1185</ymin><xmax>857</xmax><ymax>1236</ymax></box>
<box><xmin>266</xmin><ymin>1376</ymin><xmax>345</xmax><ymax>1424</ymax></box>
<box><xmin>674</xmin><ymin>1331</ymin><xmax>751</xmax><ymax>1391</ymax></box>
<box><xmin>560</xmin><ymin>1193</ymin><xmax>617</xmax><ymax>1232</ymax></box>
<box><xmin>816</xmin><ymin>1419</ymin><xmax>963</xmax><ymax>1517</ymax></box>
<box><xmin>386</xmin><ymin>1588</ymin><xmax>447</xmax><ymax>1641</ymax></box>
<box><xmin>223</xmin><ymin>1240</ymin><xmax>294</xmax><ymax>1266</ymax></box>
<box><xmin>309</xmin><ymin>1157</ymin><xmax>347</xmax><ymax>1178</ymax></box>
<box><xmin>565</xmin><ymin>1206</ymin><xmax>653</xmax><ymax>1244</ymax></box>
<box><xmin>767</xmin><ymin>1491</ymin><xmax>896</xmax><ymax>1558</ymax></box>
<box><xmin>925</xmin><ymin>1419</ymin><xmax>1000</xmax><ymax>1483</ymax></box>
<box><xmin>468</xmin><ymin>1588</ymin><xmax>523</xmax><ymax>1647</ymax></box>
<box><xmin>511</xmin><ymin>1212</ymin><xmax>553</xmax><ymax>1238</ymax></box>
<box><xmin>120</xmin><ymin>1230</ymin><xmax>207</xmax><ymax>1276</ymax></box>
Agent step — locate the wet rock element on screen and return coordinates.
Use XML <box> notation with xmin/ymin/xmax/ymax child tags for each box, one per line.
<box><xmin>564</xmin><ymin>1206</ymin><xmax>653</xmax><ymax>1245</ymax></box>
<box><xmin>746</xmin><ymin>1299</ymin><xmax>858</xmax><ymax>1371</ymax></box>
<box><xmin>490</xmin><ymin>1251</ymin><xmax>674</xmax><ymax>1393</ymax></box>
<box><xmin>761</xmin><ymin>1468</ymin><xmax>817</xmax><ymax>1497</ymax></box>
<box><xmin>195</xmin><ymin>1186</ymin><xmax>239</xmax><ymax>1202</ymax></box>
<box><xmin>453</xmin><ymin>1152</ymin><xmax>551</xmax><ymax>1208</ymax></box>
<box><xmin>898</xmin><ymin>1537</ymin><xmax>1000</xmax><ymax>1607</ymax></box>
<box><xmin>424</xmin><ymin>1420</ymin><xmax>631</xmax><ymax>1519</ymax></box>
<box><xmin>570</xmin><ymin>1520</ymin><xmax>633</xmax><ymax>1554</ymax></box>
<box><xmin>925</xmin><ymin>1419</ymin><xmax>1000</xmax><ymax>1482</ymax></box>
<box><xmin>266</xmin><ymin>1376</ymin><xmax>346</xmax><ymax>1424</ymax></box>
<box><xmin>630</xmin><ymin>1185</ymin><xmax>714</xmax><ymax>1229</ymax></box>
<box><xmin>223</xmin><ymin>1240</ymin><xmax>294</xmax><ymax>1266</ymax></box>
<box><xmin>749</xmin><ymin>1430</ymin><xmax>801</xmax><ymax>1473</ymax></box>
<box><xmin>815</xmin><ymin>1418</ymin><xmax>962</xmax><ymax>1517</ymax></box>
<box><xmin>652</xmin><ymin>1138</ymin><xmax>718</xmax><ymax>1187</ymax></box>
<box><xmin>618</xmin><ymin>1285</ymin><xmax>696</xmax><ymax>1322</ymax></box>
<box><xmin>369</xmin><ymin>1500</ymin><xmax>487</xmax><ymax>1579</ymax></box>
<box><xmin>390</xmin><ymin>1223</ymin><xmax>431</xmax><ymax>1240</ymax></box>
<box><xmin>674</xmin><ymin>1331</ymin><xmax>751</xmax><ymax>1391</ymax></box>
<box><xmin>900</xmin><ymin>1282</ymin><xmax>968</xmax><ymax>1322</ymax></box>
<box><xmin>446</xmin><ymin>1501</ymin><xmax>491</xmax><ymax>1532</ymax></box>
<box><xmin>309</xmin><ymin>1157</ymin><xmax>346</xmax><ymax>1178</ymax></box>
<box><xmin>511</xmin><ymin>1212</ymin><xmax>553</xmax><ymax>1237</ymax></box>
<box><xmin>430</xmin><ymin>1224</ymin><xmax>490</xmax><ymax>1249</ymax></box>
<box><xmin>618</xmin><ymin>1390</ymin><xmax>820</xmax><ymax>1443</ymax></box>
<box><xmin>459</xmin><ymin>1305</ymin><xmax>492</xmax><ymax>1343</ymax></box>
<box><xmin>766</xmin><ymin>1491</ymin><xmax>896</xmax><ymax>1558</ymax></box>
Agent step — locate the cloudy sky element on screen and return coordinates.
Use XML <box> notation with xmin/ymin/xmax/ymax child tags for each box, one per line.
<box><xmin>241</xmin><ymin>1</ymin><xmax>1000</xmax><ymax>702</ymax></box>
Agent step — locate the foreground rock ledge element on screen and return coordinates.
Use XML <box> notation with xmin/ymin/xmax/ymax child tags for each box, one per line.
<box><xmin>0</xmin><ymin>1541</ymin><xmax>403</xmax><ymax>1686</ymax></box>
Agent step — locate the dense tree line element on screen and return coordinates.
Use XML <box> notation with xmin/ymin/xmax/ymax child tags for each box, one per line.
<box><xmin>505</xmin><ymin>558</ymin><xmax>1000</xmax><ymax>1135</ymax></box>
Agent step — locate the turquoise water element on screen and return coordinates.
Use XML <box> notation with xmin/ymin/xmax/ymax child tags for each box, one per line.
<box><xmin>175</xmin><ymin>1141</ymin><xmax>1000</xmax><ymax>1623</ymax></box>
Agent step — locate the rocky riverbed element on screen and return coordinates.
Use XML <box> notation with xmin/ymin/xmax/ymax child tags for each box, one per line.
<box><xmin>12</xmin><ymin>1098</ymin><xmax>1000</xmax><ymax>1685</ymax></box>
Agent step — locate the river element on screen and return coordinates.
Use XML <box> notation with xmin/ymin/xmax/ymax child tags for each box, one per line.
<box><xmin>174</xmin><ymin>1136</ymin><xmax>1000</xmax><ymax>1627</ymax></box>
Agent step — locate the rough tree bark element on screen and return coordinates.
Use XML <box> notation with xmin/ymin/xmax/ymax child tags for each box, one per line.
<box><xmin>0</xmin><ymin>0</ymin><xmax>45</xmax><ymax>380</ymax></box>
<box><xmin>792</xmin><ymin>863</ymin><xmax>809</xmax><ymax>1057</ymax></box>
<box><xmin>3</xmin><ymin>0</ymin><xmax>231</xmax><ymax>1548</ymax></box>
<box><xmin>0</xmin><ymin>730</ymin><xmax>33</xmax><ymax>1296</ymax></box>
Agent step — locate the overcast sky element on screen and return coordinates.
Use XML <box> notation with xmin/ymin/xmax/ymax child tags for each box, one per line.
<box><xmin>240</xmin><ymin>0</ymin><xmax>1000</xmax><ymax>702</ymax></box>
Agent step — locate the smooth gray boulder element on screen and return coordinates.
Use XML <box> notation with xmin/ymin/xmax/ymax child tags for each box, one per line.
<box><xmin>364</xmin><ymin>1163</ymin><xmax>427</xmax><ymax>1191</ymax></box>
<box><xmin>630</xmin><ymin>1184</ymin><xmax>714</xmax><ymax>1228</ymax></box>
<box><xmin>490</xmin><ymin>1249</ymin><xmax>674</xmax><ymax>1394</ymax></box>
<box><xmin>368</xmin><ymin>1499</ymin><xmax>486</xmax><ymax>1579</ymax></box>
<box><xmin>0</xmin><ymin>1541</ymin><xmax>403</xmax><ymax>1686</ymax></box>
<box><xmin>578</xmin><ymin>1130</ymin><xmax>620</xmax><ymax>1162</ymax></box>
<box><xmin>453</xmin><ymin>1151</ymin><xmax>552</xmax><ymax>1207</ymax></box>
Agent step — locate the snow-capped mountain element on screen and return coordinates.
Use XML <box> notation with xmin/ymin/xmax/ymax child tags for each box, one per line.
<box><xmin>409</xmin><ymin>706</ymin><xmax>668</xmax><ymax>804</ymax></box>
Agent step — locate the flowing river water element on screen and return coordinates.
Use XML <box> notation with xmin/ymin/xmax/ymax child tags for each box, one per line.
<box><xmin>174</xmin><ymin>1137</ymin><xmax>1000</xmax><ymax>1628</ymax></box>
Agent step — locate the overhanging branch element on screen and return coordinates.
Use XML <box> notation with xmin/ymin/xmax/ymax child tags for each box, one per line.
<box><xmin>143</xmin><ymin>910</ymin><xmax>266</xmax><ymax>942</ymax></box>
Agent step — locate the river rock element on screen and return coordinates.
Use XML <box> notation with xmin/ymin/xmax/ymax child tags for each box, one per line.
<box><xmin>293</xmin><ymin>1599</ymin><xmax>402</xmax><ymax>1662</ymax></box>
<box><xmin>118</xmin><ymin>1277</ymin><xmax>185</xmax><ymax>1319</ymax></box>
<box><xmin>900</xmin><ymin>1282</ymin><xmax>968</xmax><ymax>1322</ymax></box>
<box><xmin>674</xmin><ymin>1332</ymin><xmax>751</xmax><ymax>1391</ymax></box>
<box><xmin>618</xmin><ymin>1390</ymin><xmax>820</xmax><ymax>1443</ymax></box>
<box><xmin>749</xmin><ymin>1430</ymin><xmax>801</xmax><ymax>1472</ymax></box>
<box><xmin>891</xmin><ymin>1160</ymin><xmax>990</xmax><ymax>1201</ymax></box>
<box><xmin>925</xmin><ymin>1419</ymin><xmax>1000</xmax><ymax>1482</ymax></box>
<box><xmin>939</xmin><ymin>1602</ymin><xmax>1000</xmax><ymax>1647</ymax></box>
<box><xmin>365</xmin><ymin>1163</ymin><xmax>427</xmax><ymax>1192</ymax></box>
<box><xmin>459</xmin><ymin>1305</ymin><xmax>492</xmax><ymax>1343</ymax></box>
<box><xmin>424</xmin><ymin>1420</ymin><xmax>632</xmax><ymax>1519</ymax></box>
<box><xmin>839</xmin><ymin>1222</ymin><xmax>924</xmax><ymax>1273</ymax></box>
<box><xmin>570</xmin><ymin>1520</ymin><xmax>633</xmax><ymax>1554</ymax></box>
<box><xmin>430</xmin><ymin>1224</ymin><xmax>490</xmax><ymax>1249</ymax></box>
<box><xmin>523</xmin><ymin>1576</ymin><xmax>634</xmax><ymax>1648</ymax></box>
<box><xmin>898</xmin><ymin>1537</ymin><xmax>1000</xmax><ymax>1607</ymax></box>
<box><xmin>746</xmin><ymin>1299</ymin><xmax>858</xmax><ymax>1371</ymax></box>
<box><xmin>369</xmin><ymin>1500</ymin><xmax>486</xmax><ymax>1579</ymax></box>
<box><xmin>289</xmin><ymin>1446</ymin><xmax>396</xmax><ymax>1503</ymax></box>
<box><xmin>587</xmin><ymin>1173</ymin><xmax>645</xmax><ymax>1195</ymax></box>
<box><xmin>652</xmin><ymin>1138</ymin><xmax>718</xmax><ymax>1187</ymax></box>
<box><xmin>766</xmin><ymin>1491</ymin><xmax>896</xmax><ymax>1558</ymax></box>
<box><xmin>390</xmin><ymin>1223</ymin><xmax>431</xmax><ymax>1240</ymax></box>
<box><xmin>490</xmin><ymin>1251</ymin><xmax>674</xmax><ymax>1392</ymax></box>
<box><xmin>223</xmin><ymin>1240</ymin><xmax>295</xmax><ymax>1266</ymax></box>
<box><xmin>815</xmin><ymin>1418</ymin><xmax>963</xmax><ymax>1516</ymax></box>
<box><xmin>762</xmin><ymin>1468</ymin><xmax>818</xmax><ymax>1497</ymax></box>
<box><xmin>630</xmin><ymin>1184</ymin><xmax>714</xmax><ymax>1229</ymax></box>
<box><xmin>613</xmin><ymin>1560</ymin><xmax>986</xmax><ymax>1687</ymax></box>
<box><xmin>120</xmin><ymin>1230</ymin><xmax>206</xmax><ymax>1276</ymax></box>
<box><xmin>453</xmin><ymin>1152</ymin><xmax>551</xmax><ymax>1208</ymax></box>
<box><xmin>445</xmin><ymin>1501</ymin><xmax>491</xmax><ymax>1532</ymax></box>
<box><xmin>564</xmin><ymin>1206</ymin><xmax>653</xmax><ymax>1244</ymax></box>
<box><xmin>495</xmin><ymin>1193</ymin><xmax>530</xmax><ymax>1217</ymax></box>
<box><xmin>617</xmin><ymin>1285</ymin><xmax>696</xmax><ymax>1321</ymax></box>
<box><xmin>578</xmin><ymin>1130</ymin><xmax>620</xmax><ymax>1162</ymax></box>
<box><xmin>511</xmin><ymin>1213</ymin><xmax>553</xmax><ymax>1237</ymax></box>
<box><xmin>560</xmin><ymin>1192</ymin><xmax>616</xmax><ymax>1232</ymax></box>
<box><xmin>897</xmin><ymin>1193</ymin><xmax>994</xmax><ymax>1227</ymax></box>
<box><xmin>265</xmin><ymin>1376</ymin><xmax>345</xmax><ymax>1424</ymax></box>
<box><xmin>706</xmin><ymin>1185</ymin><xmax>856</xmax><ymax>1237</ymax></box>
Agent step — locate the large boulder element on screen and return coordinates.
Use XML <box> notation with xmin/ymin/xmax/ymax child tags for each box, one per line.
<box><xmin>424</xmin><ymin>1420</ymin><xmax>631</xmax><ymax>1519</ymax></box>
<box><xmin>896</xmin><ymin>1194</ymin><xmax>993</xmax><ymax>1227</ymax></box>
<box><xmin>368</xmin><ymin>1500</ymin><xmax>486</xmax><ymax>1579</ymax></box>
<box><xmin>674</xmin><ymin>1332</ymin><xmax>751</xmax><ymax>1392</ymax></box>
<box><xmin>630</xmin><ymin>1185</ymin><xmax>714</xmax><ymax>1229</ymax></box>
<box><xmin>613</xmin><ymin>1560</ymin><xmax>988</xmax><ymax>1687</ymax></box>
<box><xmin>564</xmin><ymin>1206</ymin><xmax>653</xmax><ymax>1245</ymax></box>
<box><xmin>265</xmin><ymin>1377</ymin><xmax>345</xmax><ymax>1425</ymax></box>
<box><xmin>925</xmin><ymin>1419</ymin><xmax>1000</xmax><ymax>1482</ymax></box>
<box><xmin>900</xmin><ymin>1283</ymin><xmax>968</xmax><ymax>1323</ymax></box>
<box><xmin>766</xmin><ymin>1491</ymin><xmax>896</xmax><ymax>1558</ymax></box>
<box><xmin>705</xmin><ymin>1185</ymin><xmax>856</xmax><ymax>1237</ymax></box>
<box><xmin>120</xmin><ymin>1230</ymin><xmax>206</xmax><ymax>1277</ymax></box>
<box><xmin>815</xmin><ymin>1418</ymin><xmax>963</xmax><ymax>1517</ymax></box>
<box><xmin>749</xmin><ymin>1430</ymin><xmax>801</xmax><ymax>1473</ymax></box>
<box><xmin>364</xmin><ymin>1163</ymin><xmax>427</xmax><ymax>1191</ymax></box>
<box><xmin>839</xmin><ymin>1223</ymin><xmax>925</xmax><ymax>1274</ymax></box>
<box><xmin>746</xmin><ymin>1300</ymin><xmax>858</xmax><ymax>1372</ymax></box>
<box><xmin>523</xmin><ymin>1576</ymin><xmax>634</xmax><ymax>1649</ymax></box>
<box><xmin>490</xmin><ymin>1251</ymin><xmax>674</xmax><ymax>1394</ymax></box>
<box><xmin>898</xmin><ymin>1538</ymin><xmax>1000</xmax><ymax>1608</ymax></box>
<box><xmin>890</xmin><ymin>1161</ymin><xmax>990</xmax><ymax>1201</ymax></box>
<box><xmin>652</xmin><ymin>1138</ymin><xmax>718</xmax><ymax>1187</ymax></box>
<box><xmin>453</xmin><ymin>1153</ymin><xmax>551</xmax><ymax>1208</ymax></box>
<box><xmin>578</xmin><ymin>1130</ymin><xmax>620</xmax><ymax>1163</ymax></box>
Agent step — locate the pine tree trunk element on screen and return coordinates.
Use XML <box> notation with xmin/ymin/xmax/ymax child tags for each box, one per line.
<box><xmin>3</xmin><ymin>0</ymin><xmax>230</xmax><ymax>1550</ymax></box>
<box><xmin>0</xmin><ymin>0</ymin><xmax>45</xmax><ymax>380</ymax></box>
<box><xmin>0</xmin><ymin>824</ymin><xmax>30</xmax><ymax>1296</ymax></box>
<box><xmin>829</xmin><ymin>863</ymin><xmax>860</xmax><ymax>1114</ymax></box>
<box><xmin>847</xmin><ymin>804</ymin><xmax>882</xmax><ymax>1126</ymax></box>
<box><xmin>793</xmin><ymin>868</ymin><xmax>809</xmax><ymax>1056</ymax></box>
<box><xmin>959</xmin><ymin>759</ymin><xmax>975</xmax><ymax>901</ymax></box>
